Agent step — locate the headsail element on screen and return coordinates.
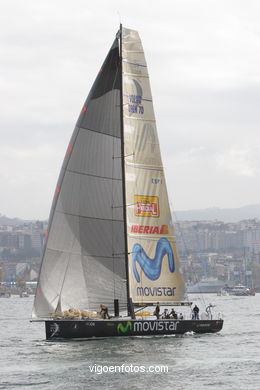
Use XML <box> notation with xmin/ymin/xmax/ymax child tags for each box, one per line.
<box><xmin>32</xmin><ymin>37</ymin><xmax>127</xmax><ymax>318</ymax></box>
<box><xmin>121</xmin><ymin>27</ymin><xmax>185</xmax><ymax>304</ymax></box>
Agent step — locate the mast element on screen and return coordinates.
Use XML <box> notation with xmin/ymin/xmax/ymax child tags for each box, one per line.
<box><xmin>119</xmin><ymin>24</ymin><xmax>132</xmax><ymax>316</ymax></box>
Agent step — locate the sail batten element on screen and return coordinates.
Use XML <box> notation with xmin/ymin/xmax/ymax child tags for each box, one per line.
<box><xmin>66</xmin><ymin>170</ymin><xmax>123</xmax><ymax>181</ymax></box>
<box><xmin>123</xmin><ymin>73</ymin><xmax>150</xmax><ymax>78</ymax></box>
<box><xmin>77</xmin><ymin>126</ymin><xmax>122</xmax><ymax>139</ymax></box>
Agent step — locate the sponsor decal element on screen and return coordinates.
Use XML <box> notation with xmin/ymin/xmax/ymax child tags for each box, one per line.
<box><xmin>131</xmin><ymin>224</ymin><xmax>168</xmax><ymax>235</ymax></box>
<box><xmin>151</xmin><ymin>178</ymin><xmax>163</xmax><ymax>184</ymax></box>
<box><xmin>50</xmin><ymin>323</ymin><xmax>60</xmax><ymax>338</ymax></box>
<box><xmin>135</xmin><ymin>195</ymin><xmax>159</xmax><ymax>217</ymax></box>
<box><xmin>132</xmin><ymin>238</ymin><xmax>175</xmax><ymax>282</ymax></box>
<box><xmin>127</xmin><ymin>80</ymin><xmax>144</xmax><ymax>114</ymax></box>
<box><xmin>133</xmin><ymin>321</ymin><xmax>179</xmax><ymax>332</ymax></box>
<box><xmin>136</xmin><ymin>286</ymin><xmax>176</xmax><ymax>297</ymax></box>
<box><xmin>117</xmin><ymin>321</ymin><xmax>132</xmax><ymax>335</ymax></box>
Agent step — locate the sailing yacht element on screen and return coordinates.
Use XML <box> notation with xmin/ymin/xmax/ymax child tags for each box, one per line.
<box><xmin>32</xmin><ymin>26</ymin><xmax>223</xmax><ymax>339</ymax></box>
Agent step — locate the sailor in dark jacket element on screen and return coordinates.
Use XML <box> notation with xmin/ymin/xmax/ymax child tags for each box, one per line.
<box><xmin>193</xmin><ymin>305</ymin><xmax>199</xmax><ymax>320</ymax></box>
<box><xmin>170</xmin><ymin>308</ymin><xmax>178</xmax><ymax>319</ymax></box>
<box><xmin>154</xmin><ymin>302</ymin><xmax>160</xmax><ymax>319</ymax></box>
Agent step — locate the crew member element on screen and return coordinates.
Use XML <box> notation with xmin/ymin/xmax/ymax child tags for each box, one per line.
<box><xmin>170</xmin><ymin>308</ymin><xmax>178</xmax><ymax>319</ymax></box>
<box><xmin>154</xmin><ymin>302</ymin><xmax>160</xmax><ymax>319</ymax></box>
<box><xmin>206</xmin><ymin>304</ymin><xmax>213</xmax><ymax>320</ymax></box>
<box><xmin>193</xmin><ymin>305</ymin><xmax>199</xmax><ymax>320</ymax></box>
<box><xmin>162</xmin><ymin>308</ymin><xmax>170</xmax><ymax>319</ymax></box>
<box><xmin>100</xmin><ymin>304</ymin><xmax>110</xmax><ymax>319</ymax></box>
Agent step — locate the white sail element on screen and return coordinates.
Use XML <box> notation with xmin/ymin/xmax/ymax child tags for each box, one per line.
<box><xmin>122</xmin><ymin>27</ymin><xmax>185</xmax><ymax>304</ymax></box>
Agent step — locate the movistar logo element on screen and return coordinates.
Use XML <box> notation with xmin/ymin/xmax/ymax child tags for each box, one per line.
<box><xmin>132</xmin><ymin>238</ymin><xmax>175</xmax><ymax>282</ymax></box>
<box><xmin>117</xmin><ymin>321</ymin><xmax>132</xmax><ymax>335</ymax></box>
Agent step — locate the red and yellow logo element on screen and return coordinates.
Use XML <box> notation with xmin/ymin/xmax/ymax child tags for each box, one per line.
<box><xmin>135</xmin><ymin>195</ymin><xmax>159</xmax><ymax>217</ymax></box>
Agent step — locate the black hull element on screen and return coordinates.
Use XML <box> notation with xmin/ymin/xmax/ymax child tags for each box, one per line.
<box><xmin>45</xmin><ymin>319</ymin><xmax>223</xmax><ymax>340</ymax></box>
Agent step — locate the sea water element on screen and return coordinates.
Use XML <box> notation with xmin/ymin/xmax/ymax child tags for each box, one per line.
<box><xmin>0</xmin><ymin>294</ymin><xmax>259</xmax><ymax>390</ymax></box>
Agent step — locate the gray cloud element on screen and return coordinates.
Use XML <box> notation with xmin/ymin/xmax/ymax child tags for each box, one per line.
<box><xmin>1</xmin><ymin>0</ymin><xmax>260</xmax><ymax>218</ymax></box>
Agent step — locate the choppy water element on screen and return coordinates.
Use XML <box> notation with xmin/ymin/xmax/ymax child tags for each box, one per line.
<box><xmin>0</xmin><ymin>294</ymin><xmax>259</xmax><ymax>389</ymax></box>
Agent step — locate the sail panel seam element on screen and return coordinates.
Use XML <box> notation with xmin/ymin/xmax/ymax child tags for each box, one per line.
<box><xmin>79</xmin><ymin>125</ymin><xmax>121</xmax><ymax>139</ymax></box>
<box><xmin>122</xmin><ymin>50</ymin><xmax>144</xmax><ymax>53</ymax></box>
<box><xmin>123</xmin><ymin>116</ymin><xmax>156</xmax><ymax>122</ymax></box>
<box><xmin>125</xmin><ymin>164</ymin><xmax>164</xmax><ymax>171</ymax></box>
<box><xmin>122</xmin><ymin>60</ymin><xmax>147</xmax><ymax>67</ymax></box>
<box><xmin>123</xmin><ymin>72</ymin><xmax>149</xmax><ymax>78</ymax></box>
<box><xmin>55</xmin><ymin>210</ymin><xmax>123</xmax><ymax>222</ymax></box>
<box><xmin>66</xmin><ymin>169</ymin><xmax>122</xmax><ymax>181</ymax></box>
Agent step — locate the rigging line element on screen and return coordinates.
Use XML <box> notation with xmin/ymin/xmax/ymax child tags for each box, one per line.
<box><xmin>134</xmin><ymin>305</ymin><xmax>148</xmax><ymax>314</ymax></box>
<box><xmin>120</xmin><ymin>24</ymin><xmax>132</xmax><ymax>316</ymax></box>
<box><xmin>189</xmin><ymin>223</ymin><xmax>208</xmax><ymax>307</ymax></box>
<box><xmin>112</xmin><ymin>252</ymin><xmax>128</xmax><ymax>256</ymax></box>
<box><xmin>171</xmin><ymin>208</ymin><xmax>207</xmax><ymax>309</ymax></box>
<box><xmin>54</xmin><ymin>252</ymin><xmax>73</xmax><ymax>311</ymax></box>
<box><xmin>49</xmin><ymin>293</ymin><xmax>61</xmax><ymax>307</ymax></box>
<box><xmin>112</xmin><ymin>203</ymin><xmax>135</xmax><ymax>208</ymax></box>
<box><xmin>111</xmin><ymin>43</ymin><xmax>123</xmax><ymax>302</ymax></box>
<box><xmin>113</xmin><ymin>153</ymin><xmax>134</xmax><ymax>159</ymax></box>
<box><xmin>112</xmin><ymin>119</ymin><xmax>116</xmax><ymax>302</ymax></box>
<box><xmin>46</xmin><ymin>246</ymin><xmax>122</xmax><ymax>259</ymax></box>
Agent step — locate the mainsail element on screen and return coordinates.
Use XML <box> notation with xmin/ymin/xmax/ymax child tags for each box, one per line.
<box><xmin>122</xmin><ymin>27</ymin><xmax>185</xmax><ymax>304</ymax></box>
<box><xmin>33</xmin><ymin>38</ymin><xmax>127</xmax><ymax>318</ymax></box>
<box><xmin>32</xmin><ymin>26</ymin><xmax>185</xmax><ymax>319</ymax></box>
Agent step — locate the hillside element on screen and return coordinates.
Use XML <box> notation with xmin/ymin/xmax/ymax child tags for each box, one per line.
<box><xmin>174</xmin><ymin>204</ymin><xmax>260</xmax><ymax>222</ymax></box>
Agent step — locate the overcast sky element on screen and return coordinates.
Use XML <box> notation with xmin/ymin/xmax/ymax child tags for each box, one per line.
<box><xmin>1</xmin><ymin>0</ymin><xmax>260</xmax><ymax>220</ymax></box>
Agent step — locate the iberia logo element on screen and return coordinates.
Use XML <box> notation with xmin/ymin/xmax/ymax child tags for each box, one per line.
<box><xmin>135</xmin><ymin>195</ymin><xmax>159</xmax><ymax>217</ymax></box>
<box><xmin>131</xmin><ymin>225</ymin><xmax>168</xmax><ymax>234</ymax></box>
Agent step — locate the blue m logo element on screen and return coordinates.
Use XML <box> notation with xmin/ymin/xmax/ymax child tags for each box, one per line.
<box><xmin>132</xmin><ymin>238</ymin><xmax>175</xmax><ymax>282</ymax></box>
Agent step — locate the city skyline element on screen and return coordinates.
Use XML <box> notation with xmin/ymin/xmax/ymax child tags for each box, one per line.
<box><xmin>1</xmin><ymin>0</ymin><xmax>260</xmax><ymax>219</ymax></box>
